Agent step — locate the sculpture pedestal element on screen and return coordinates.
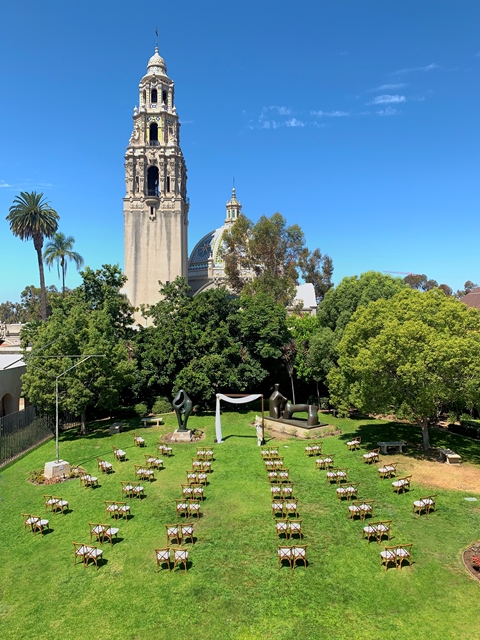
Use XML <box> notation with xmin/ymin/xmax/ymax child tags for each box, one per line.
<box><xmin>172</xmin><ymin>429</ymin><xmax>193</xmax><ymax>442</ymax></box>
<box><xmin>44</xmin><ymin>460</ymin><xmax>71</xmax><ymax>480</ymax></box>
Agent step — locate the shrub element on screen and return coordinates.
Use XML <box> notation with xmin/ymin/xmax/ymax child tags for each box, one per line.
<box><xmin>152</xmin><ymin>396</ymin><xmax>171</xmax><ymax>414</ymax></box>
<box><xmin>27</xmin><ymin>469</ymin><xmax>45</xmax><ymax>484</ymax></box>
<box><xmin>134</xmin><ymin>402</ymin><xmax>148</xmax><ymax>418</ymax></box>
<box><xmin>447</xmin><ymin>411</ymin><xmax>458</xmax><ymax>425</ymax></box>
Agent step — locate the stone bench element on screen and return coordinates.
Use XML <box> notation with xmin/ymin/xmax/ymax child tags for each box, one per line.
<box><xmin>377</xmin><ymin>441</ymin><xmax>405</xmax><ymax>455</ymax></box>
<box><xmin>439</xmin><ymin>448</ymin><xmax>461</xmax><ymax>464</ymax></box>
<box><xmin>109</xmin><ymin>422</ymin><xmax>123</xmax><ymax>435</ymax></box>
<box><xmin>141</xmin><ymin>416</ymin><xmax>164</xmax><ymax>427</ymax></box>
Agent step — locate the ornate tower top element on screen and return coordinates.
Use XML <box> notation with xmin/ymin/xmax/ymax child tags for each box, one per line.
<box><xmin>145</xmin><ymin>46</ymin><xmax>168</xmax><ymax>77</ymax></box>
<box><xmin>225</xmin><ymin>187</ymin><xmax>242</xmax><ymax>226</ymax></box>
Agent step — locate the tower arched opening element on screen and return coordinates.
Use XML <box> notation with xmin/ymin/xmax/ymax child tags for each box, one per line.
<box><xmin>147</xmin><ymin>166</ymin><xmax>159</xmax><ymax>197</ymax></box>
<box><xmin>0</xmin><ymin>393</ymin><xmax>15</xmax><ymax>417</ymax></box>
<box><xmin>149</xmin><ymin>123</ymin><xmax>159</xmax><ymax>146</ymax></box>
<box><xmin>151</xmin><ymin>88</ymin><xmax>157</xmax><ymax>103</ymax></box>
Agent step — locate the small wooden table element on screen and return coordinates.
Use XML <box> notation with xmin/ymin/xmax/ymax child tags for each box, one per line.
<box><xmin>378</xmin><ymin>441</ymin><xmax>405</xmax><ymax>455</ymax></box>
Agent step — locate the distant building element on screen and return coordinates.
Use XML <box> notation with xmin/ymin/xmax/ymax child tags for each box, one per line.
<box><xmin>460</xmin><ymin>288</ymin><xmax>480</xmax><ymax>311</ymax></box>
<box><xmin>0</xmin><ymin>324</ymin><xmax>25</xmax><ymax>416</ymax></box>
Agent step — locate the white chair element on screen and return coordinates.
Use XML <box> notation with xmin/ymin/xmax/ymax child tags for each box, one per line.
<box><xmin>278</xmin><ymin>546</ymin><xmax>292</xmax><ymax>569</ymax></box>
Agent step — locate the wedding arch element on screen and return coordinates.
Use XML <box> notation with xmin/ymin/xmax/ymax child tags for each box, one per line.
<box><xmin>215</xmin><ymin>393</ymin><xmax>264</xmax><ymax>443</ymax></box>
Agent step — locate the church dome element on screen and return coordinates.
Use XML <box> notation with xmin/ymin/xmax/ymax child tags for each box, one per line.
<box><xmin>146</xmin><ymin>47</ymin><xmax>167</xmax><ymax>76</ymax></box>
<box><xmin>188</xmin><ymin>227</ymin><xmax>226</xmax><ymax>271</ymax></box>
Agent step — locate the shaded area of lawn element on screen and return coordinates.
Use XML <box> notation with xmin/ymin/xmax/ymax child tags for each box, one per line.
<box><xmin>1</xmin><ymin>412</ymin><xmax>480</xmax><ymax>640</ymax></box>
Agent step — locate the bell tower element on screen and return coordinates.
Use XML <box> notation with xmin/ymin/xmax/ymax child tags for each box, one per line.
<box><xmin>123</xmin><ymin>47</ymin><xmax>189</xmax><ymax>315</ymax></box>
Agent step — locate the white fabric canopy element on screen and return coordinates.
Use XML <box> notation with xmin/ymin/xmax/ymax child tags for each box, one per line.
<box><xmin>215</xmin><ymin>393</ymin><xmax>262</xmax><ymax>443</ymax></box>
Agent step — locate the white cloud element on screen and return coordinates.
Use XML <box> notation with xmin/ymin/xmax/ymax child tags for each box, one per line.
<box><xmin>0</xmin><ymin>180</ymin><xmax>13</xmax><ymax>188</ymax></box>
<box><xmin>393</xmin><ymin>63</ymin><xmax>439</xmax><ymax>75</ymax></box>
<box><xmin>310</xmin><ymin>110</ymin><xmax>350</xmax><ymax>117</ymax></box>
<box><xmin>369</xmin><ymin>94</ymin><xmax>406</xmax><ymax>105</ymax></box>
<box><xmin>371</xmin><ymin>83</ymin><xmax>408</xmax><ymax>92</ymax></box>
<box><xmin>285</xmin><ymin>118</ymin><xmax>306</xmax><ymax>128</ymax></box>
<box><xmin>265</xmin><ymin>105</ymin><xmax>292</xmax><ymax>116</ymax></box>
<box><xmin>376</xmin><ymin>107</ymin><xmax>400</xmax><ymax>116</ymax></box>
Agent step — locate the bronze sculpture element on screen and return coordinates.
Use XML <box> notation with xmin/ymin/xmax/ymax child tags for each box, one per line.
<box><xmin>172</xmin><ymin>389</ymin><xmax>193</xmax><ymax>432</ymax></box>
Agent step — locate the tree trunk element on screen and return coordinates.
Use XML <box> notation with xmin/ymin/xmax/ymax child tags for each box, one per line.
<box><xmin>289</xmin><ymin>374</ymin><xmax>296</xmax><ymax>405</ymax></box>
<box><xmin>316</xmin><ymin>380</ymin><xmax>320</xmax><ymax>408</ymax></box>
<box><xmin>421</xmin><ymin>417</ymin><xmax>430</xmax><ymax>450</ymax></box>
<box><xmin>80</xmin><ymin>410</ymin><xmax>87</xmax><ymax>436</ymax></box>
<box><xmin>61</xmin><ymin>257</ymin><xmax>66</xmax><ymax>297</ymax></box>
<box><xmin>34</xmin><ymin>236</ymin><xmax>47</xmax><ymax>321</ymax></box>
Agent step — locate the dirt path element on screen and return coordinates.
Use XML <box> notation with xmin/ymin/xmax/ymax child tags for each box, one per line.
<box><xmin>384</xmin><ymin>456</ymin><xmax>480</xmax><ymax>493</ymax></box>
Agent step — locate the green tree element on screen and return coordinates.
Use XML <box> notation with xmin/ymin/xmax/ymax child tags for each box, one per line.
<box><xmin>6</xmin><ymin>192</ymin><xmax>59</xmax><ymax>321</ymax></box>
<box><xmin>310</xmin><ymin>271</ymin><xmax>407</xmax><ymax>387</ymax></box>
<box><xmin>135</xmin><ymin>279</ymin><xmax>290</xmax><ymax>405</ymax></box>
<box><xmin>328</xmin><ymin>288</ymin><xmax>480</xmax><ymax>449</ymax></box>
<box><xmin>21</xmin><ymin>289</ymin><xmax>135</xmax><ymax>435</ymax></box>
<box><xmin>43</xmin><ymin>232</ymin><xmax>84</xmax><ymax>296</ymax></box>
<box><xmin>222</xmin><ymin>212</ymin><xmax>332</xmax><ymax>306</ymax></box>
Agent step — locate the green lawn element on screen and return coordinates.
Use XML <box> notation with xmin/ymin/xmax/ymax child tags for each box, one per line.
<box><xmin>1</xmin><ymin>411</ymin><xmax>479</xmax><ymax>640</ymax></box>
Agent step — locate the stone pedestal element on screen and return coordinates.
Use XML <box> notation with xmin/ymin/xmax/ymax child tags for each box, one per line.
<box><xmin>44</xmin><ymin>460</ymin><xmax>71</xmax><ymax>480</ymax></box>
<box><xmin>172</xmin><ymin>429</ymin><xmax>193</xmax><ymax>442</ymax></box>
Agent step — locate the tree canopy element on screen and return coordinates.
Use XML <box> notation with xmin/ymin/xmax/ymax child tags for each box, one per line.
<box><xmin>134</xmin><ymin>278</ymin><xmax>290</xmax><ymax>405</ymax></box>
<box><xmin>328</xmin><ymin>288</ymin><xmax>480</xmax><ymax>448</ymax></box>
<box><xmin>221</xmin><ymin>212</ymin><xmax>333</xmax><ymax>306</ymax></box>
<box><xmin>44</xmin><ymin>231</ymin><xmax>84</xmax><ymax>296</ymax></box>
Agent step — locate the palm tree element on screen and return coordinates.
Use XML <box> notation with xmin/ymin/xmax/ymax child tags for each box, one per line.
<box><xmin>43</xmin><ymin>232</ymin><xmax>84</xmax><ymax>297</ymax></box>
<box><xmin>6</xmin><ymin>192</ymin><xmax>59</xmax><ymax>321</ymax></box>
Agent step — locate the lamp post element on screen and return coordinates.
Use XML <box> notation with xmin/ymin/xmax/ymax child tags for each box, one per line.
<box><xmin>55</xmin><ymin>355</ymin><xmax>105</xmax><ymax>462</ymax></box>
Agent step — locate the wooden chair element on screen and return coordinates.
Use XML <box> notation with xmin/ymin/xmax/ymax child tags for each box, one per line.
<box><xmin>112</xmin><ymin>446</ymin><xmax>126</xmax><ymax>461</ymax></box>
<box><xmin>134</xmin><ymin>464</ymin><xmax>155</xmax><ymax>482</ymax></box>
<box><xmin>412</xmin><ymin>495</ymin><xmax>437</xmax><ymax>516</ymax></box>
<box><xmin>89</xmin><ymin>523</ymin><xmax>105</xmax><ymax>543</ymax></box>
<box><xmin>181</xmin><ymin>484</ymin><xmax>193</xmax><ymax>498</ymax></box>
<box><xmin>393</xmin><ymin>544</ymin><xmax>413</xmax><ymax>569</ymax></box>
<box><xmin>316</xmin><ymin>455</ymin><xmax>334</xmax><ymax>470</ymax></box>
<box><xmin>175</xmin><ymin>500</ymin><xmax>189</xmax><ymax>518</ymax></box>
<box><xmin>380</xmin><ymin>545</ymin><xmax>397</xmax><ymax>571</ymax></box>
<box><xmin>187</xmin><ymin>500</ymin><xmax>201</xmax><ymax>518</ymax></box>
<box><xmin>191</xmin><ymin>484</ymin><xmax>204</xmax><ymax>501</ymax></box>
<box><xmin>348</xmin><ymin>500</ymin><xmax>374</xmax><ymax>521</ymax></box>
<box><xmin>281</xmin><ymin>485</ymin><xmax>294</xmax><ymax>500</ymax></box>
<box><xmin>278</xmin><ymin>469</ymin><xmax>290</xmax><ymax>483</ymax></box>
<box><xmin>102</xmin><ymin>524</ymin><xmax>119</xmax><ymax>545</ymax></box>
<box><xmin>165</xmin><ymin>524</ymin><xmax>181</xmax><ymax>545</ymax></box>
<box><xmin>270</xmin><ymin>484</ymin><xmax>282</xmax><ymax>500</ymax></box>
<box><xmin>362</xmin><ymin>448</ymin><xmax>380</xmax><ymax>464</ymax></box>
<box><xmin>96</xmin><ymin>457</ymin><xmax>113</xmax><ymax>474</ymax></box>
<box><xmin>381</xmin><ymin>544</ymin><xmax>413</xmax><ymax>570</ymax></box>
<box><xmin>158</xmin><ymin>443</ymin><xmax>173</xmax><ymax>457</ymax></box>
<box><xmin>288</xmin><ymin>519</ymin><xmax>302</xmax><ymax>540</ymax></box>
<box><xmin>275</xmin><ymin>519</ymin><xmax>289</xmax><ymax>539</ymax></box>
<box><xmin>51</xmin><ymin>496</ymin><xmax>69</xmax><ymax>514</ymax></box>
<box><xmin>145</xmin><ymin>454</ymin><xmax>164</xmax><ymax>470</ymax></box>
<box><xmin>197</xmin><ymin>472</ymin><xmax>208</xmax><ymax>486</ymax></box>
<box><xmin>305</xmin><ymin>442</ymin><xmax>322</xmax><ymax>457</ymax></box>
<box><xmin>336</xmin><ymin>483</ymin><xmax>359</xmax><ymax>501</ymax></box>
<box><xmin>173</xmin><ymin>547</ymin><xmax>189</xmax><ymax>572</ymax></box>
<box><xmin>272</xmin><ymin>458</ymin><xmax>284</xmax><ymax>469</ymax></box>
<box><xmin>133</xmin><ymin>432</ymin><xmax>145</xmax><ymax>447</ymax></box>
<box><xmin>378</xmin><ymin>463</ymin><xmax>396</xmax><ymax>479</ymax></box>
<box><xmin>192</xmin><ymin>458</ymin><xmax>203</xmax><ymax>469</ymax></box>
<box><xmin>43</xmin><ymin>495</ymin><xmax>59</xmax><ymax>513</ymax></box>
<box><xmin>272</xmin><ymin>501</ymin><xmax>285</xmax><ymax>518</ymax></box>
<box><xmin>73</xmin><ymin>542</ymin><xmax>103</xmax><ymax>569</ymax></box>
<box><xmin>22</xmin><ymin>513</ymin><xmax>49</xmax><ymax>535</ymax></box>
<box><xmin>121</xmin><ymin>481</ymin><xmax>144</xmax><ymax>499</ymax></box>
<box><xmin>292</xmin><ymin>545</ymin><xmax>307</xmax><ymax>569</ymax></box>
<box><xmin>180</xmin><ymin>523</ymin><xmax>195</xmax><ymax>545</ymax></box>
<box><xmin>278</xmin><ymin>545</ymin><xmax>292</xmax><ymax>569</ymax></box>
<box><xmin>284</xmin><ymin>499</ymin><xmax>298</xmax><ymax>518</ymax></box>
<box><xmin>392</xmin><ymin>476</ymin><xmax>412</xmax><ymax>494</ymax></box>
<box><xmin>327</xmin><ymin>467</ymin><xmax>348</xmax><ymax>484</ymax></box>
<box><xmin>346</xmin><ymin>436</ymin><xmax>361</xmax><ymax>451</ymax></box>
<box><xmin>362</xmin><ymin>520</ymin><xmax>392</xmax><ymax>543</ymax></box>
<box><xmin>201</xmin><ymin>460</ymin><xmax>212</xmax><ymax>472</ymax></box>
<box><xmin>186</xmin><ymin>470</ymin><xmax>198</xmax><ymax>485</ymax></box>
<box><xmin>267</xmin><ymin>470</ymin><xmax>279</xmax><ymax>482</ymax></box>
<box><xmin>80</xmin><ymin>473</ymin><xmax>99</xmax><ymax>489</ymax></box>
<box><xmin>204</xmin><ymin>449</ymin><xmax>214</xmax><ymax>461</ymax></box>
<box><xmin>156</xmin><ymin>547</ymin><xmax>171</xmax><ymax>571</ymax></box>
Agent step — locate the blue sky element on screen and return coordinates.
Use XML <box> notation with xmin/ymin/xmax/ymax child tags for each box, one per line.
<box><xmin>1</xmin><ymin>0</ymin><xmax>479</xmax><ymax>302</ymax></box>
